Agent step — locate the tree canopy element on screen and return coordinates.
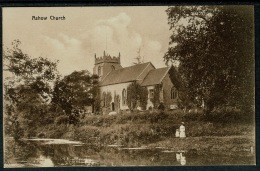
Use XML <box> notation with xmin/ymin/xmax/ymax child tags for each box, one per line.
<box><xmin>4</xmin><ymin>40</ymin><xmax>101</xmax><ymax>138</ymax></box>
<box><xmin>3</xmin><ymin>40</ymin><xmax>59</xmax><ymax>139</ymax></box>
<box><xmin>164</xmin><ymin>6</ymin><xmax>254</xmax><ymax>114</ymax></box>
<box><xmin>52</xmin><ymin>70</ymin><xmax>100</xmax><ymax>124</ymax></box>
<box><xmin>127</xmin><ymin>82</ymin><xmax>148</xmax><ymax>110</ymax></box>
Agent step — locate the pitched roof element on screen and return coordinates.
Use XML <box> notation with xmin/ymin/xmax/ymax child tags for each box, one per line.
<box><xmin>141</xmin><ymin>67</ymin><xmax>170</xmax><ymax>86</ymax></box>
<box><xmin>100</xmin><ymin>62</ymin><xmax>152</xmax><ymax>86</ymax></box>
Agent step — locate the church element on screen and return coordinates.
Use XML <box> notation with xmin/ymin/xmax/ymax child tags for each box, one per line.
<box><xmin>93</xmin><ymin>51</ymin><xmax>181</xmax><ymax>114</ymax></box>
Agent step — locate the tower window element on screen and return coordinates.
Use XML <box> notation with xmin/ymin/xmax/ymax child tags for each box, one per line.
<box><xmin>171</xmin><ymin>87</ymin><xmax>178</xmax><ymax>99</ymax></box>
<box><xmin>98</xmin><ymin>66</ymin><xmax>102</xmax><ymax>76</ymax></box>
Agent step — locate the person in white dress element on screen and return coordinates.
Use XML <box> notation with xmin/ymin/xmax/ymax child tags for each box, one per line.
<box><xmin>175</xmin><ymin>129</ymin><xmax>180</xmax><ymax>137</ymax></box>
<box><xmin>179</xmin><ymin>122</ymin><xmax>186</xmax><ymax>138</ymax></box>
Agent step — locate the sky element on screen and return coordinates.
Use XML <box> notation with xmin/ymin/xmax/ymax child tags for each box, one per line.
<box><xmin>3</xmin><ymin>7</ymin><xmax>172</xmax><ymax>76</ymax></box>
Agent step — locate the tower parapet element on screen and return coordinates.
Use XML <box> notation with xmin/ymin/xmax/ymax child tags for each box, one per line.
<box><xmin>95</xmin><ymin>51</ymin><xmax>121</xmax><ymax>65</ymax></box>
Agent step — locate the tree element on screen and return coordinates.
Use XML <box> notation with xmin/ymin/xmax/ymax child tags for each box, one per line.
<box><xmin>105</xmin><ymin>92</ymin><xmax>112</xmax><ymax>108</ymax></box>
<box><xmin>114</xmin><ymin>94</ymin><xmax>121</xmax><ymax>113</ymax></box>
<box><xmin>3</xmin><ymin>40</ymin><xmax>59</xmax><ymax>139</ymax></box>
<box><xmin>4</xmin><ymin>40</ymin><xmax>58</xmax><ymax>86</ymax></box>
<box><xmin>168</xmin><ymin>66</ymin><xmax>192</xmax><ymax>110</ymax></box>
<box><xmin>6</xmin><ymin>84</ymin><xmax>53</xmax><ymax>137</ymax></box>
<box><xmin>91</xmin><ymin>74</ymin><xmax>101</xmax><ymax>114</ymax></box>
<box><xmin>150</xmin><ymin>84</ymin><xmax>162</xmax><ymax>109</ymax></box>
<box><xmin>127</xmin><ymin>82</ymin><xmax>148</xmax><ymax>110</ymax></box>
<box><xmin>133</xmin><ymin>48</ymin><xmax>144</xmax><ymax>65</ymax></box>
<box><xmin>52</xmin><ymin>70</ymin><xmax>99</xmax><ymax>124</ymax></box>
<box><xmin>164</xmin><ymin>6</ymin><xmax>254</xmax><ymax>115</ymax></box>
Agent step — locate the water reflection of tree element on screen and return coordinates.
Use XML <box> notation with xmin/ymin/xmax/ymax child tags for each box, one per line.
<box><xmin>6</xmin><ymin>139</ymin><xmax>255</xmax><ymax>167</ymax></box>
<box><xmin>97</xmin><ymin>148</ymin><xmax>179</xmax><ymax>166</ymax></box>
<box><xmin>176</xmin><ymin>152</ymin><xmax>186</xmax><ymax>165</ymax></box>
<box><xmin>41</xmin><ymin>144</ymin><xmax>102</xmax><ymax>166</ymax></box>
<box><xmin>5</xmin><ymin>140</ymin><xmax>41</xmax><ymax>165</ymax></box>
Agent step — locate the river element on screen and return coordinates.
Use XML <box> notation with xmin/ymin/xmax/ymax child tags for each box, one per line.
<box><xmin>4</xmin><ymin>138</ymin><xmax>255</xmax><ymax>167</ymax></box>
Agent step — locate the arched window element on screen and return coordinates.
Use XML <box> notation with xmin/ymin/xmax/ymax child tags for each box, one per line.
<box><xmin>98</xmin><ymin>66</ymin><xmax>102</xmax><ymax>76</ymax></box>
<box><xmin>111</xmin><ymin>65</ymin><xmax>115</xmax><ymax>70</ymax></box>
<box><xmin>171</xmin><ymin>87</ymin><xmax>178</xmax><ymax>99</ymax></box>
<box><xmin>122</xmin><ymin>89</ymin><xmax>127</xmax><ymax>105</ymax></box>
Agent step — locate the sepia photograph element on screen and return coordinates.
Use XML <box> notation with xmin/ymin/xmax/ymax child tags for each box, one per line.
<box><xmin>2</xmin><ymin>6</ymin><xmax>255</xmax><ymax>167</ymax></box>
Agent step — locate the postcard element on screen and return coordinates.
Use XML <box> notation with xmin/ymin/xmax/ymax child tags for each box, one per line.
<box><xmin>2</xmin><ymin>6</ymin><xmax>255</xmax><ymax>167</ymax></box>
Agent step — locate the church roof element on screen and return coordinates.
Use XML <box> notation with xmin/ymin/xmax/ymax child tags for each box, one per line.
<box><xmin>100</xmin><ymin>62</ymin><xmax>152</xmax><ymax>86</ymax></box>
<box><xmin>141</xmin><ymin>67</ymin><xmax>170</xmax><ymax>86</ymax></box>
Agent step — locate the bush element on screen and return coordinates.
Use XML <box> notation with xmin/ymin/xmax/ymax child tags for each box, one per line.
<box><xmin>207</xmin><ymin>110</ymin><xmax>254</xmax><ymax>124</ymax></box>
<box><xmin>55</xmin><ymin>115</ymin><xmax>69</xmax><ymax>125</ymax></box>
<box><xmin>23</xmin><ymin>109</ymin><xmax>254</xmax><ymax>146</ymax></box>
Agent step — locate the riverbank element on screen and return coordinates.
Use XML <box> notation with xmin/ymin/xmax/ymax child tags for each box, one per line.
<box><xmin>32</xmin><ymin>110</ymin><xmax>255</xmax><ymax>155</ymax></box>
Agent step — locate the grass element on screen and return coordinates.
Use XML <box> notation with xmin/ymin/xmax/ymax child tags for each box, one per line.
<box><xmin>10</xmin><ymin>109</ymin><xmax>252</xmax><ymax>156</ymax></box>
<box><xmin>33</xmin><ymin>109</ymin><xmax>254</xmax><ymax>150</ymax></box>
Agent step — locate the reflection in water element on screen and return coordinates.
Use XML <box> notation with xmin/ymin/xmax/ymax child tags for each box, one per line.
<box><xmin>35</xmin><ymin>155</ymin><xmax>54</xmax><ymax>167</ymax></box>
<box><xmin>4</xmin><ymin>138</ymin><xmax>255</xmax><ymax>167</ymax></box>
<box><xmin>176</xmin><ymin>153</ymin><xmax>186</xmax><ymax>165</ymax></box>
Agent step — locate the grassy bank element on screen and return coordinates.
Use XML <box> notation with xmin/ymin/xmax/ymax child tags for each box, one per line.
<box><xmin>33</xmin><ymin>110</ymin><xmax>255</xmax><ymax>154</ymax></box>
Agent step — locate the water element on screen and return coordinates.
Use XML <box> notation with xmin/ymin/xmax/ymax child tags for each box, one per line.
<box><xmin>4</xmin><ymin>138</ymin><xmax>255</xmax><ymax>167</ymax></box>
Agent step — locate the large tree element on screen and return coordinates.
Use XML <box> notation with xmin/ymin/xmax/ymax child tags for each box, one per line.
<box><xmin>164</xmin><ymin>6</ymin><xmax>254</xmax><ymax>115</ymax></box>
<box><xmin>3</xmin><ymin>40</ymin><xmax>59</xmax><ymax>139</ymax></box>
<box><xmin>52</xmin><ymin>70</ymin><xmax>100</xmax><ymax>124</ymax></box>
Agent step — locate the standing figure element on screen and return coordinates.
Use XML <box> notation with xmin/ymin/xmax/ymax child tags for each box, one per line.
<box><xmin>175</xmin><ymin>129</ymin><xmax>180</xmax><ymax>137</ymax></box>
<box><xmin>179</xmin><ymin>122</ymin><xmax>186</xmax><ymax>138</ymax></box>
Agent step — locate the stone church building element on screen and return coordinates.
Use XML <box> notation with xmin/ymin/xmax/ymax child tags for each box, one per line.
<box><xmin>93</xmin><ymin>51</ymin><xmax>180</xmax><ymax>114</ymax></box>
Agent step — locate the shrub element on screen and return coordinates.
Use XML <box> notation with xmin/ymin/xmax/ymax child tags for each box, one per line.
<box><xmin>55</xmin><ymin>115</ymin><xmax>69</xmax><ymax>125</ymax></box>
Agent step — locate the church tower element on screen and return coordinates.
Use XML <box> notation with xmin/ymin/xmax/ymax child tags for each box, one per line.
<box><xmin>93</xmin><ymin>51</ymin><xmax>122</xmax><ymax>80</ymax></box>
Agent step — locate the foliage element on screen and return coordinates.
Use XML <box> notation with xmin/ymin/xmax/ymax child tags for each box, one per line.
<box><xmin>4</xmin><ymin>40</ymin><xmax>59</xmax><ymax>86</ymax></box>
<box><xmin>133</xmin><ymin>48</ymin><xmax>144</xmax><ymax>65</ymax></box>
<box><xmin>102</xmin><ymin>91</ymin><xmax>112</xmax><ymax>109</ymax></box>
<box><xmin>114</xmin><ymin>94</ymin><xmax>121</xmax><ymax>112</ymax></box>
<box><xmin>3</xmin><ymin>40</ymin><xmax>59</xmax><ymax>139</ymax></box>
<box><xmin>52</xmin><ymin>70</ymin><xmax>99</xmax><ymax>124</ymax></box>
<box><xmin>127</xmin><ymin>82</ymin><xmax>148</xmax><ymax>110</ymax></box>
<box><xmin>106</xmin><ymin>92</ymin><xmax>112</xmax><ymax>108</ymax></box>
<box><xmin>92</xmin><ymin>77</ymin><xmax>101</xmax><ymax>114</ymax></box>
<box><xmin>150</xmin><ymin>84</ymin><xmax>161</xmax><ymax>109</ymax></box>
<box><xmin>55</xmin><ymin>115</ymin><xmax>70</xmax><ymax>125</ymax></box>
<box><xmin>55</xmin><ymin>110</ymin><xmax>254</xmax><ymax>147</ymax></box>
<box><xmin>158</xmin><ymin>102</ymin><xmax>165</xmax><ymax>112</ymax></box>
<box><xmin>4</xmin><ymin>85</ymin><xmax>47</xmax><ymax>139</ymax></box>
<box><xmin>166</xmin><ymin>66</ymin><xmax>192</xmax><ymax>110</ymax></box>
<box><xmin>164</xmin><ymin>6</ymin><xmax>254</xmax><ymax>115</ymax></box>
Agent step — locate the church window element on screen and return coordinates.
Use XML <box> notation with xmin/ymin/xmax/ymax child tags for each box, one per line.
<box><xmin>122</xmin><ymin>89</ymin><xmax>127</xmax><ymax>105</ymax></box>
<box><xmin>171</xmin><ymin>87</ymin><xmax>178</xmax><ymax>99</ymax></box>
<box><xmin>98</xmin><ymin>66</ymin><xmax>102</xmax><ymax>76</ymax></box>
<box><xmin>111</xmin><ymin>65</ymin><xmax>115</xmax><ymax>70</ymax></box>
